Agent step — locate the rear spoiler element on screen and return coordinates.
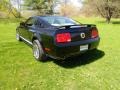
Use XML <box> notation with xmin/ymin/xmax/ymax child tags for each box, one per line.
<box><xmin>81</xmin><ymin>24</ymin><xmax>96</xmax><ymax>27</ymax></box>
<box><xmin>56</xmin><ymin>24</ymin><xmax>96</xmax><ymax>29</ymax></box>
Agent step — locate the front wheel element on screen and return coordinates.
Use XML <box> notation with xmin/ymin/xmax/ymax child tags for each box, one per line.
<box><xmin>33</xmin><ymin>40</ymin><xmax>47</xmax><ymax>61</ymax></box>
<box><xmin>16</xmin><ymin>31</ymin><xmax>22</xmax><ymax>41</ymax></box>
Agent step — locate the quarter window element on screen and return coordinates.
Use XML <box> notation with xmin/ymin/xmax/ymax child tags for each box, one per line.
<box><xmin>26</xmin><ymin>18</ymin><xmax>35</xmax><ymax>26</ymax></box>
<box><xmin>35</xmin><ymin>20</ymin><xmax>45</xmax><ymax>28</ymax></box>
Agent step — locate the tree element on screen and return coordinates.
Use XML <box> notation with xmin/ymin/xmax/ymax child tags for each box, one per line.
<box><xmin>46</xmin><ymin>0</ymin><xmax>54</xmax><ymax>14</ymax></box>
<box><xmin>11</xmin><ymin>0</ymin><xmax>22</xmax><ymax>18</ymax></box>
<box><xmin>60</xmin><ymin>3</ymin><xmax>80</xmax><ymax>16</ymax></box>
<box><xmin>0</xmin><ymin>0</ymin><xmax>21</xmax><ymax>18</ymax></box>
<box><xmin>24</xmin><ymin>0</ymin><xmax>55</xmax><ymax>15</ymax></box>
<box><xmin>54</xmin><ymin>0</ymin><xmax>80</xmax><ymax>16</ymax></box>
<box><xmin>83</xmin><ymin>0</ymin><xmax>120</xmax><ymax>23</ymax></box>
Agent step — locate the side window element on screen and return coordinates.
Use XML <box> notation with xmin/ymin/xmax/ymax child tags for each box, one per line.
<box><xmin>26</xmin><ymin>18</ymin><xmax>35</xmax><ymax>26</ymax></box>
<box><xmin>35</xmin><ymin>20</ymin><xmax>45</xmax><ymax>28</ymax></box>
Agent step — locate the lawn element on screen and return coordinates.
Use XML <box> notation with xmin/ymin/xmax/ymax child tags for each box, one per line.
<box><xmin>0</xmin><ymin>17</ymin><xmax>120</xmax><ymax>90</ymax></box>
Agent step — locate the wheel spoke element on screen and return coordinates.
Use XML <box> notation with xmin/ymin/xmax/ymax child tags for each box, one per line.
<box><xmin>33</xmin><ymin>44</ymin><xmax>40</xmax><ymax>59</ymax></box>
<box><xmin>16</xmin><ymin>34</ymin><xmax>19</xmax><ymax>40</ymax></box>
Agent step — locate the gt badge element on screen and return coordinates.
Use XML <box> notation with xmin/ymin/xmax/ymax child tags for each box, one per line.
<box><xmin>80</xmin><ymin>33</ymin><xmax>86</xmax><ymax>39</ymax></box>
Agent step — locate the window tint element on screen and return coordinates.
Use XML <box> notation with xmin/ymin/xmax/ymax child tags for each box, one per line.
<box><xmin>41</xmin><ymin>16</ymin><xmax>79</xmax><ymax>26</ymax></box>
<box><xmin>26</xmin><ymin>18</ymin><xmax>35</xmax><ymax>26</ymax></box>
<box><xmin>35</xmin><ymin>20</ymin><xmax>46</xmax><ymax>28</ymax></box>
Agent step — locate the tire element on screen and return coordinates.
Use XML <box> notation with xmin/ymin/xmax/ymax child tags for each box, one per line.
<box><xmin>33</xmin><ymin>40</ymin><xmax>47</xmax><ymax>61</ymax></box>
<box><xmin>16</xmin><ymin>31</ymin><xmax>22</xmax><ymax>41</ymax></box>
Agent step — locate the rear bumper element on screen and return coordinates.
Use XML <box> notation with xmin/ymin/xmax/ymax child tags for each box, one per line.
<box><xmin>53</xmin><ymin>37</ymin><xmax>100</xmax><ymax>59</ymax></box>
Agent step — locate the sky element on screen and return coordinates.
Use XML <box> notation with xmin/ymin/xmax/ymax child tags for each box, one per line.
<box><xmin>70</xmin><ymin>0</ymin><xmax>83</xmax><ymax>8</ymax></box>
<box><xmin>11</xmin><ymin>0</ymin><xmax>23</xmax><ymax>10</ymax></box>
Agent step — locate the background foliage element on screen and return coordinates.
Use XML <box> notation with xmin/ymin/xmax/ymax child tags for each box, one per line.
<box><xmin>0</xmin><ymin>0</ymin><xmax>120</xmax><ymax>23</ymax></box>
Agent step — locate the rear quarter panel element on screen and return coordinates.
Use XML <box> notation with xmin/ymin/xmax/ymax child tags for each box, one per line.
<box><xmin>36</xmin><ymin>27</ymin><xmax>57</xmax><ymax>56</ymax></box>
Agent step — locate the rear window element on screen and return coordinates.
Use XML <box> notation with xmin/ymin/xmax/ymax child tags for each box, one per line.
<box><xmin>41</xmin><ymin>16</ymin><xmax>79</xmax><ymax>26</ymax></box>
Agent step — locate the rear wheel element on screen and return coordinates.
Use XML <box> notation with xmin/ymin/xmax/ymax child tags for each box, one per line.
<box><xmin>33</xmin><ymin>40</ymin><xmax>47</xmax><ymax>61</ymax></box>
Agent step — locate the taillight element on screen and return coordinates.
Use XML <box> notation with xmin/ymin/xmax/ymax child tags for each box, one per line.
<box><xmin>56</xmin><ymin>33</ymin><xmax>71</xmax><ymax>43</ymax></box>
<box><xmin>91</xmin><ymin>28</ymin><xmax>98</xmax><ymax>38</ymax></box>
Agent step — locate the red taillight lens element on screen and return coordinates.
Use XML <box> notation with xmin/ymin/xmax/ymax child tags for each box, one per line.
<box><xmin>56</xmin><ymin>33</ymin><xmax>71</xmax><ymax>43</ymax></box>
<box><xmin>91</xmin><ymin>28</ymin><xmax>98</xmax><ymax>38</ymax></box>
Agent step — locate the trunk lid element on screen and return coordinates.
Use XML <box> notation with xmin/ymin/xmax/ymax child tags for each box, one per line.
<box><xmin>55</xmin><ymin>25</ymin><xmax>96</xmax><ymax>42</ymax></box>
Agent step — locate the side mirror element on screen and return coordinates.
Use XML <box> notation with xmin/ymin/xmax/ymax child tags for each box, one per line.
<box><xmin>20</xmin><ymin>22</ymin><xmax>25</xmax><ymax>26</ymax></box>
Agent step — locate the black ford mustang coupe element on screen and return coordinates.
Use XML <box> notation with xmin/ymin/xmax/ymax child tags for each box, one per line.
<box><xmin>16</xmin><ymin>16</ymin><xmax>100</xmax><ymax>61</ymax></box>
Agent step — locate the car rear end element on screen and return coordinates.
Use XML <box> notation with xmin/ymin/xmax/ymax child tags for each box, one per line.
<box><xmin>53</xmin><ymin>25</ymin><xmax>100</xmax><ymax>59</ymax></box>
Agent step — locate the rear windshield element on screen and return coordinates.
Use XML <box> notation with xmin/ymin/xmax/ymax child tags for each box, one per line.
<box><xmin>41</xmin><ymin>16</ymin><xmax>79</xmax><ymax>26</ymax></box>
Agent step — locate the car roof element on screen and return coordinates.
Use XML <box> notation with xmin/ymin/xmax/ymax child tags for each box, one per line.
<box><xmin>31</xmin><ymin>16</ymin><xmax>63</xmax><ymax>26</ymax></box>
<box><xmin>33</xmin><ymin>16</ymin><xmax>66</xmax><ymax>19</ymax></box>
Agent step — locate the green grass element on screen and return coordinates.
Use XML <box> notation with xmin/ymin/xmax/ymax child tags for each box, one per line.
<box><xmin>0</xmin><ymin>17</ymin><xmax>120</xmax><ymax>90</ymax></box>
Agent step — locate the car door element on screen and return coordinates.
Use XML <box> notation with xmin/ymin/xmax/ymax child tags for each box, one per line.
<box><xmin>24</xmin><ymin>17</ymin><xmax>36</xmax><ymax>41</ymax></box>
<box><xmin>18</xmin><ymin>18</ymin><xmax>33</xmax><ymax>40</ymax></box>
<box><xmin>19</xmin><ymin>21</ymin><xmax>27</xmax><ymax>39</ymax></box>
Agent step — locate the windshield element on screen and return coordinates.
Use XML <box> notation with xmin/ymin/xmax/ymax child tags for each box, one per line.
<box><xmin>41</xmin><ymin>16</ymin><xmax>79</xmax><ymax>26</ymax></box>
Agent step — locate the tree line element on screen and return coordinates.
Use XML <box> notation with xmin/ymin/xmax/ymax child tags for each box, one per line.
<box><xmin>83</xmin><ymin>0</ymin><xmax>120</xmax><ymax>23</ymax></box>
<box><xmin>0</xmin><ymin>0</ymin><xmax>120</xmax><ymax>23</ymax></box>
